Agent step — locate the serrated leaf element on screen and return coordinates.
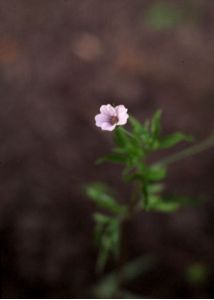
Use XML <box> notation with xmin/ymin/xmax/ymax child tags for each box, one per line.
<box><xmin>160</xmin><ymin>132</ymin><xmax>193</xmax><ymax>149</ymax></box>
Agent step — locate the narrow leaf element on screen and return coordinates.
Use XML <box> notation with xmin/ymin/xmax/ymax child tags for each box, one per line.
<box><xmin>147</xmin><ymin>195</ymin><xmax>180</xmax><ymax>212</ymax></box>
<box><xmin>114</xmin><ymin>126</ymin><xmax>130</xmax><ymax>147</ymax></box>
<box><xmin>151</xmin><ymin>110</ymin><xmax>162</xmax><ymax>138</ymax></box>
<box><xmin>86</xmin><ymin>183</ymin><xmax>126</xmax><ymax>214</ymax></box>
<box><xmin>160</xmin><ymin>132</ymin><xmax>193</xmax><ymax>149</ymax></box>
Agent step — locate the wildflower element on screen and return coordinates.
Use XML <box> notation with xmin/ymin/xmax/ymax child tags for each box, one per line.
<box><xmin>95</xmin><ymin>104</ymin><xmax>129</xmax><ymax>131</ymax></box>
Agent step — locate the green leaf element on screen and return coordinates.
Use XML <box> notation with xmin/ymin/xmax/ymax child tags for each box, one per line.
<box><xmin>94</xmin><ymin>214</ymin><xmax>108</xmax><ymax>245</ymax></box>
<box><xmin>148</xmin><ymin>193</ymin><xmax>201</xmax><ymax>212</ymax></box>
<box><xmin>114</xmin><ymin>126</ymin><xmax>130</xmax><ymax>147</ymax></box>
<box><xmin>112</xmin><ymin>147</ymin><xmax>127</xmax><ymax>154</ymax></box>
<box><xmin>147</xmin><ymin>183</ymin><xmax>165</xmax><ymax>194</ymax></box>
<box><xmin>151</xmin><ymin>110</ymin><xmax>162</xmax><ymax>138</ymax></box>
<box><xmin>93</xmin><ymin>255</ymin><xmax>154</xmax><ymax>298</ymax></box>
<box><xmin>145</xmin><ymin>3</ymin><xmax>184</xmax><ymax>31</ymax></box>
<box><xmin>147</xmin><ymin>195</ymin><xmax>180</xmax><ymax>212</ymax></box>
<box><xmin>94</xmin><ymin>213</ymin><xmax>111</xmax><ymax>224</ymax></box>
<box><xmin>146</xmin><ymin>165</ymin><xmax>166</xmax><ymax>181</ymax></box>
<box><xmin>129</xmin><ymin>116</ymin><xmax>144</xmax><ymax>136</ymax></box>
<box><xmin>129</xmin><ymin>111</ymin><xmax>162</xmax><ymax>152</ymax></box>
<box><xmin>96</xmin><ymin>240</ymin><xmax>111</xmax><ymax>272</ymax></box>
<box><xmin>95</xmin><ymin>217</ymin><xmax>121</xmax><ymax>272</ymax></box>
<box><xmin>93</xmin><ymin>274</ymin><xmax>118</xmax><ymax>298</ymax></box>
<box><xmin>109</xmin><ymin>219</ymin><xmax>121</xmax><ymax>257</ymax></box>
<box><xmin>86</xmin><ymin>183</ymin><xmax>126</xmax><ymax>214</ymax></box>
<box><xmin>160</xmin><ymin>132</ymin><xmax>193</xmax><ymax>149</ymax></box>
<box><xmin>129</xmin><ymin>116</ymin><xmax>151</xmax><ymax>150</ymax></box>
<box><xmin>186</xmin><ymin>263</ymin><xmax>209</xmax><ymax>285</ymax></box>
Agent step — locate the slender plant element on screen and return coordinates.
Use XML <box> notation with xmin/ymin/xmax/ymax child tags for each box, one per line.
<box><xmin>86</xmin><ymin>104</ymin><xmax>214</xmax><ymax>272</ymax></box>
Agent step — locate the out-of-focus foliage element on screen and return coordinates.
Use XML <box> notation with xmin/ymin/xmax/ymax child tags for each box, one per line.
<box><xmin>93</xmin><ymin>255</ymin><xmax>154</xmax><ymax>298</ymax></box>
<box><xmin>186</xmin><ymin>263</ymin><xmax>209</xmax><ymax>285</ymax></box>
<box><xmin>144</xmin><ymin>2</ymin><xmax>200</xmax><ymax>30</ymax></box>
<box><xmin>86</xmin><ymin>183</ymin><xmax>126</xmax><ymax>215</ymax></box>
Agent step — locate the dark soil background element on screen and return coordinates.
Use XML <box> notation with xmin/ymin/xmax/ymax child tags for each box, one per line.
<box><xmin>0</xmin><ymin>0</ymin><xmax>214</xmax><ymax>298</ymax></box>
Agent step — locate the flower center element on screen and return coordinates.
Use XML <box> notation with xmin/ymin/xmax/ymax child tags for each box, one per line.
<box><xmin>110</xmin><ymin>115</ymin><xmax>118</xmax><ymax>125</ymax></box>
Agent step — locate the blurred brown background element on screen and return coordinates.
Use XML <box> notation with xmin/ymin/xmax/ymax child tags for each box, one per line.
<box><xmin>0</xmin><ymin>0</ymin><xmax>214</xmax><ymax>298</ymax></box>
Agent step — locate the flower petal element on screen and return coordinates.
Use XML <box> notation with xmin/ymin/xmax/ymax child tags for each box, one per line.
<box><xmin>95</xmin><ymin>113</ymin><xmax>109</xmax><ymax>126</ymax></box>
<box><xmin>117</xmin><ymin>113</ymin><xmax>129</xmax><ymax>125</ymax></box>
<box><xmin>100</xmin><ymin>104</ymin><xmax>116</xmax><ymax>116</ymax></box>
<box><xmin>115</xmin><ymin>105</ymin><xmax>128</xmax><ymax>116</ymax></box>
<box><xmin>101</xmin><ymin>122</ymin><xmax>116</xmax><ymax>131</ymax></box>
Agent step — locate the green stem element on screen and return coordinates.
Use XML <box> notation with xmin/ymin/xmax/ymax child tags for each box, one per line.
<box><xmin>119</xmin><ymin>127</ymin><xmax>138</xmax><ymax>141</ymax></box>
<box><xmin>156</xmin><ymin>132</ymin><xmax>214</xmax><ymax>166</ymax></box>
<box><xmin>142</xmin><ymin>180</ymin><xmax>149</xmax><ymax>210</ymax></box>
<box><xmin>127</xmin><ymin>182</ymin><xmax>141</xmax><ymax>218</ymax></box>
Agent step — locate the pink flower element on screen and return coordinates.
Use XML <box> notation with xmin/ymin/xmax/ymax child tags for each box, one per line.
<box><xmin>95</xmin><ymin>104</ymin><xmax>129</xmax><ymax>131</ymax></box>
